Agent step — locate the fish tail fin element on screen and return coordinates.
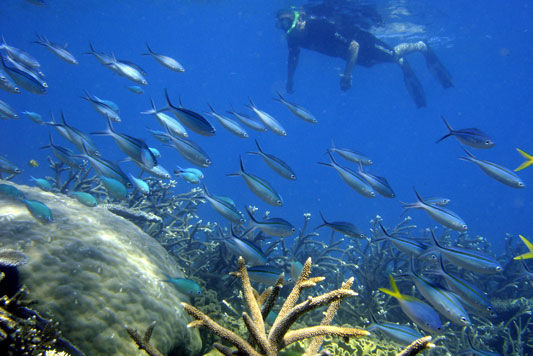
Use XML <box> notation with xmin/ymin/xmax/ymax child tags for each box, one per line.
<box><xmin>412</xmin><ymin>187</ymin><xmax>425</xmax><ymax>205</ymax></box>
<box><xmin>227</xmin><ymin>156</ymin><xmax>245</xmax><ymax>177</ymax></box>
<box><xmin>140</xmin><ymin>98</ymin><xmax>158</xmax><ymax>115</ymax></box>
<box><xmin>201</xmin><ymin>182</ymin><xmax>210</xmax><ymax>198</ymax></box>
<box><xmin>317</xmin><ymin>161</ymin><xmax>333</xmax><ymax>168</ymax></box>
<box><xmin>91</xmin><ymin>115</ymin><xmax>114</xmax><ymax>136</ymax></box>
<box><xmin>59</xmin><ymin>111</ymin><xmax>68</xmax><ymax>125</ymax></box>
<box><xmin>378</xmin><ymin>275</ymin><xmax>403</xmax><ymax>300</ymax></box>
<box><xmin>326</xmin><ymin>149</ymin><xmax>338</xmax><ymax>165</ymax></box>
<box><xmin>435</xmin><ymin>133</ymin><xmax>451</xmax><ymax>144</ymax></box>
<box><xmin>88</xmin><ymin>42</ymin><xmax>96</xmax><ymax>53</ymax></box>
<box><xmin>247</xmin><ymin>97</ymin><xmax>255</xmax><ymax>108</ymax></box>
<box><xmin>245</xmin><ymin>207</ymin><xmax>259</xmax><ymax>225</ymax></box>
<box><xmin>254</xmin><ymin>139</ymin><xmax>263</xmax><ymax>153</ymax></box>
<box><xmin>142</xmin><ymin>42</ymin><xmax>153</xmax><ymax>56</ymax></box>
<box><xmin>441</xmin><ymin>115</ymin><xmax>453</xmax><ymax>132</ymax></box>
<box><xmin>378</xmin><ymin>222</ymin><xmax>391</xmax><ymax>237</ymax></box>
<box><xmin>319</xmin><ymin>211</ymin><xmax>328</xmax><ymax>225</ymax></box>
<box><xmin>239</xmin><ymin>156</ymin><xmax>245</xmax><ymax>173</ymax></box>
<box><xmin>207</xmin><ymin>103</ymin><xmax>216</xmax><ymax>114</ymax></box>
<box><xmin>164</xmin><ymin>88</ymin><xmax>173</xmax><ymax>108</ymax></box>
<box><xmin>513</xmin><ymin>235</ymin><xmax>533</xmax><ymax>260</ymax></box>
<box><xmin>514</xmin><ymin>148</ymin><xmax>533</xmax><ymax>172</ymax></box>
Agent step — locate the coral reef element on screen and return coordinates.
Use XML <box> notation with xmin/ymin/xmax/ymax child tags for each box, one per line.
<box><xmin>0</xmin><ymin>182</ymin><xmax>202</xmax><ymax>356</ymax></box>
<box><xmin>178</xmin><ymin>256</ymin><xmax>434</xmax><ymax>356</ymax></box>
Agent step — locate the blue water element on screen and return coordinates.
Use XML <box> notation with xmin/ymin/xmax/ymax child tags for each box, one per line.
<box><xmin>1</xmin><ymin>0</ymin><xmax>532</xmax><ymax>254</ymax></box>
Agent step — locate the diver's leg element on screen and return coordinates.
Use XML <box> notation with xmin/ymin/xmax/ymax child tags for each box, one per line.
<box><xmin>394</xmin><ymin>41</ymin><xmax>454</xmax><ymax>88</ymax></box>
<box><xmin>340</xmin><ymin>40</ymin><xmax>359</xmax><ymax>91</ymax></box>
<box><xmin>398</xmin><ymin>57</ymin><xmax>426</xmax><ymax>108</ymax></box>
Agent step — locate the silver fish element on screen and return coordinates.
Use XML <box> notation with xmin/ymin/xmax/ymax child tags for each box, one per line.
<box><xmin>163</xmin><ymin>123</ymin><xmax>211</xmax><ymax>167</ymax></box>
<box><xmin>105</xmin><ymin>54</ymin><xmax>147</xmax><ymax>85</ymax></box>
<box><xmin>458</xmin><ymin>148</ymin><xmax>525</xmax><ymax>188</ymax></box>
<box><xmin>206</xmin><ymin>104</ymin><xmax>248</xmax><ymax>138</ymax></box>
<box><xmin>33</xmin><ymin>34</ymin><xmax>78</xmax><ymax>65</ymax></box>
<box><xmin>0</xmin><ymin>99</ymin><xmax>18</xmax><ymax>120</ymax></box>
<box><xmin>141</xmin><ymin>98</ymin><xmax>188</xmax><ymax>138</ymax></box>
<box><xmin>247</xmin><ymin>98</ymin><xmax>286</xmax><ymax>136</ymax></box>
<box><xmin>436</xmin><ymin>116</ymin><xmax>494</xmax><ymax>149</ymax></box>
<box><xmin>318</xmin><ymin>151</ymin><xmax>375</xmax><ymax>198</ymax></box>
<box><xmin>227</xmin><ymin>107</ymin><xmax>267</xmax><ymax>132</ymax></box>
<box><xmin>1</xmin><ymin>54</ymin><xmax>47</xmax><ymax>94</ymax></box>
<box><xmin>401</xmin><ymin>188</ymin><xmax>467</xmax><ymax>231</ymax></box>
<box><xmin>81</xmin><ymin>90</ymin><xmax>121</xmax><ymax>122</ymax></box>
<box><xmin>274</xmin><ymin>91</ymin><xmax>317</xmax><ymax>123</ymax></box>
<box><xmin>227</xmin><ymin>157</ymin><xmax>283</xmax><ymax>207</ymax></box>
<box><xmin>0</xmin><ymin>37</ymin><xmax>41</xmax><ymax>68</ymax></box>
<box><xmin>247</xmin><ymin>140</ymin><xmax>296</xmax><ymax>180</ymax></box>
<box><xmin>164</xmin><ymin>89</ymin><xmax>215</xmax><ymax>136</ymax></box>
<box><xmin>143</xmin><ymin>43</ymin><xmax>185</xmax><ymax>72</ymax></box>
<box><xmin>330</xmin><ymin>140</ymin><xmax>373</xmax><ymax>165</ymax></box>
<box><xmin>0</xmin><ymin>68</ymin><xmax>21</xmax><ymax>94</ymax></box>
<box><xmin>357</xmin><ymin>164</ymin><xmax>395</xmax><ymax>198</ymax></box>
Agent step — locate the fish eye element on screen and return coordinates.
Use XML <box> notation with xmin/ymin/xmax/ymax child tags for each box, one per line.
<box><xmin>461</xmin><ymin>317</ymin><xmax>469</xmax><ymax>323</ymax></box>
<box><xmin>290</xmin><ymin>174</ymin><xmax>296</xmax><ymax>180</ymax></box>
<box><xmin>205</xmin><ymin>159</ymin><xmax>212</xmax><ymax>165</ymax></box>
<box><xmin>282</xmin><ymin>131</ymin><xmax>287</xmax><ymax>136</ymax></box>
<box><xmin>485</xmin><ymin>140</ymin><xmax>491</xmax><ymax>144</ymax></box>
<box><xmin>518</xmin><ymin>182</ymin><xmax>525</xmax><ymax>187</ymax></box>
<box><xmin>496</xmin><ymin>266</ymin><xmax>503</xmax><ymax>272</ymax></box>
<box><xmin>370</xmin><ymin>192</ymin><xmax>376</xmax><ymax>197</ymax></box>
<box><xmin>276</xmin><ymin>200</ymin><xmax>282</xmax><ymax>205</ymax></box>
<box><xmin>291</xmin><ymin>228</ymin><xmax>296</xmax><ymax>232</ymax></box>
<box><xmin>14</xmin><ymin>88</ymin><xmax>20</xmax><ymax>93</ymax></box>
<box><xmin>462</xmin><ymin>225</ymin><xmax>468</xmax><ymax>230</ymax></box>
<box><xmin>42</xmin><ymin>82</ymin><xmax>48</xmax><ymax>88</ymax></box>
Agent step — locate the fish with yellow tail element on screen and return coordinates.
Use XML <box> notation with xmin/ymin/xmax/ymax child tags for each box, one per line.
<box><xmin>514</xmin><ymin>148</ymin><xmax>533</xmax><ymax>172</ymax></box>
<box><xmin>514</xmin><ymin>235</ymin><xmax>533</xmax><ymax>260</ymax></box>
<box><xmin>379</xmin><ymin>274</ymin><xmax>442</xmax><ymax>333</ymax></box>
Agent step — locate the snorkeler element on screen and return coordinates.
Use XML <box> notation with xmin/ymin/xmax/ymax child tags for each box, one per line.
<box><xmin>276</xmin><ymin>7</ymin><xmax>454</xmax><ymax>108</ymax></box>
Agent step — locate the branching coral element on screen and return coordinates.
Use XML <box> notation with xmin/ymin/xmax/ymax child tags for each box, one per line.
<box><xmin>179</xmin><ymin>256</ymin><xmax>434</xmax><ymax>356</ymax></box>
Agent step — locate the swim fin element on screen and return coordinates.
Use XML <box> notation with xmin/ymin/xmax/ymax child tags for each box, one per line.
<box><xmin>400</xmin><ymin>59</ymin><xmax>427</xmax><ymax>108</ymax></box>
<box><xmin>425</xmin><ymin>45</ymin><xmax>454</xmax><ymax>88</ymax></box>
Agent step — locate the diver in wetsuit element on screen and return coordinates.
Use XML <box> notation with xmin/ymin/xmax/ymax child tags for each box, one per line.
<box><xmin>276</xmin><ymin>7</ymin><xmax>454</xmax><ymax>108</ymax></box>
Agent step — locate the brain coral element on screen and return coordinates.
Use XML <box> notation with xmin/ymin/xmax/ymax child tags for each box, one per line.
<box><xmin>0</xmin><ymin>182</ymin><xmax>202</xmax><ymax>356</ymax></box>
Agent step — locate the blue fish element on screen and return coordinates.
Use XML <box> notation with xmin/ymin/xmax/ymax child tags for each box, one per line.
<box><xmin>73</xmin><ymin>144</ymin><xmax>131</xmax><ymax>188</ymax></box>
<box><xmin>0</xmin><ymin>67</ymin><xmax>21</xmax><ymax>94</ymax></box>
<box><xmin>357</xmin><ymin>164</ymin><xmax>395</xmax><ymax>198</ymax></box>
<box><xmin>70</xmin><ymin>191</ymin><xmax>98</xmax><ymax>207</ymax></box>
<box><xmin>81</xmin><ymin>90</ymin><xmax>121</xmax><ymax>122</ymax></box>
<box><xmin>330</xmin><ymin>140</ymin><xmax>373</xmax><ymax>165</ymax></box>
<box><xmin>222</xmin><ymin>227</ymin><xmax>268</xmax><ymax>266</ymax></box>
<box><xmin>48</xmin><ymin>112</ymin><xmax>100</xmax><ymax>156</ymax></box>
<box><xmin>23</xmin><ymin>199</ymin><xmax>53</xmax><ymax>223</ymax></box>
<box><xmin>405</xmin><ymin>257</ymin><xmax>471</xmax><ymax>327</ymax></box>
<box><xmin>101</xmin><ymin>176</ymin><xmax>128</xmax><ymax>200</ymax></box>
<box><xmin>126</xmin><ymin>85</ymin><xmax>144</xmax><ymax>94</ymax></box>
<box><xmin>379</xmin><ymin>275</ymin><xmax>442</xmax><ymax>334</ymax></box>
<box><xmin>30</xmin><ymin>176</ymin><xmax>52</xmax><ymax>192</ymax></box>
<box><xmin>274</xmin><ymin>91</ymin><xmax>318</xmax><ymax>124</ymax></box>
<box><xmin>0</xmin><ymin>184</ymin><xmax>25</xmax><ymax>200</ymax></box>
<box><xmin>22</xmin><ymin>111</ymin><xmax>43</xmax><ymax>124</ymax></box>
<box><xmin>163</xmin><ymin>276</ymin><xmax>202</xmax><ymax>297</ymax></box>
<box><xmin>0</xmin><ymin>37</ymin><xmax>41</xmax><ymax>68</ymax></box>
<box><xmin>164</xmin><ymin>89</ymin><xmax>215</xmax><ymax>136</ymax></box>
<box><xmin>128</xmin><ymin>174</ymin><xmax>150</xmax><ymax>195</ymax></box>
<box><xmin>142</xmin><ymin>98</ymin><xmax>188</xmax><ymax>138</ymax></box>
<box><xmin>436</xmin><ymin>116</ymin><xmax>494</xmax><ymax>149</ymax></box>
<box><xmin>163</xmin><ymin>125</ymin><xmax>212</xmax><ymax>167</ymax></box>
<box><xmin>206</xmin><ymin>104</ymin><xmax>248</xmax><ymax>138</ymax></box>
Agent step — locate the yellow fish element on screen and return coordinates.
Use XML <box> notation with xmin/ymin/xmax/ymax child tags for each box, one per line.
<box><xmin>514</xmin><ymin>148</ymin><xmax>533</xmax><ymax>172</ymax></box>
<box><xmin>28</xmin><ymin>159</ymin><xmax>39</xmax><ymax>168</ymax></box>
<box><xmin>514</xmin><ymin>235</ymin><xmax>533</xmax><ymax>260</ymax></box>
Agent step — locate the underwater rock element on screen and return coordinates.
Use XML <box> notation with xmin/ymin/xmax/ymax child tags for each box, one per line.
<box><xmin>0</xmin><ymin>182</ymin><xmax>202</xmax><ymax>356</ymax></box>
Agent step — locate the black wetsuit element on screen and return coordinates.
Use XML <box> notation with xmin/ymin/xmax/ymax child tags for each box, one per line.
<box><xmin>287</xmin><ymin>16</ymin><xmax>396</xmax><ymax>66</ymax></box>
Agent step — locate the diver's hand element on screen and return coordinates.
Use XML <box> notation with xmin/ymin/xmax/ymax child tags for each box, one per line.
<box><xmin>286</xmin><ymin>81</ymin><xmax>295</xmax><ymax>94</ymax></box>
<box><xmin>340</xmin><ymin>74</ymin><xmax>352</xmax><ymax>91</ymax></box>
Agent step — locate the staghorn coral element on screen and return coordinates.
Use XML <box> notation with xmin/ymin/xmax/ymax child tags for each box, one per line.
<box><xmin>178</xmin><ymin>256</ymin><xmax>434</xmax><ymax>356</ymax></box>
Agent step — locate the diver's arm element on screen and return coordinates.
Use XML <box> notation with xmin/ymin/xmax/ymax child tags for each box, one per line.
<box><xmin>340</xmin><ymin>40</ymin><xmax>359</xmax><ymax>91</ymax></box>
<box><xmin>287</xmin><ymin>45</ymin><xmax>300</xmax><ymax>93</ymax></box>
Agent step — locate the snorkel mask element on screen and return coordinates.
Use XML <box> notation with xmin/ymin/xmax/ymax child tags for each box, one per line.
<box><xmin>286</xmin><ymin>11</ymin><xmax>300</xmax><ymax>34</ymax></box>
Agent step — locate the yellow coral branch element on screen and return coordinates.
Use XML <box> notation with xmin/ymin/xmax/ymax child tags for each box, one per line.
<box><xmin>282</xmin><ymin>325</ymin><xmax>370</xmax><ymax>348</ymax></box>
<box><xmin>396</xmin><ymin>336</ymin><xmax>435</xmax><ymax>356</ymax></box>
<box><xmin>181</xmin><ymin>302</ymin><xmax>261</xmax><ymax>356</ymax></box>
<box><xmin>238</xmin><ymin>256</ymin><xmax>266</xmax><ymax>337</ymax></box>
